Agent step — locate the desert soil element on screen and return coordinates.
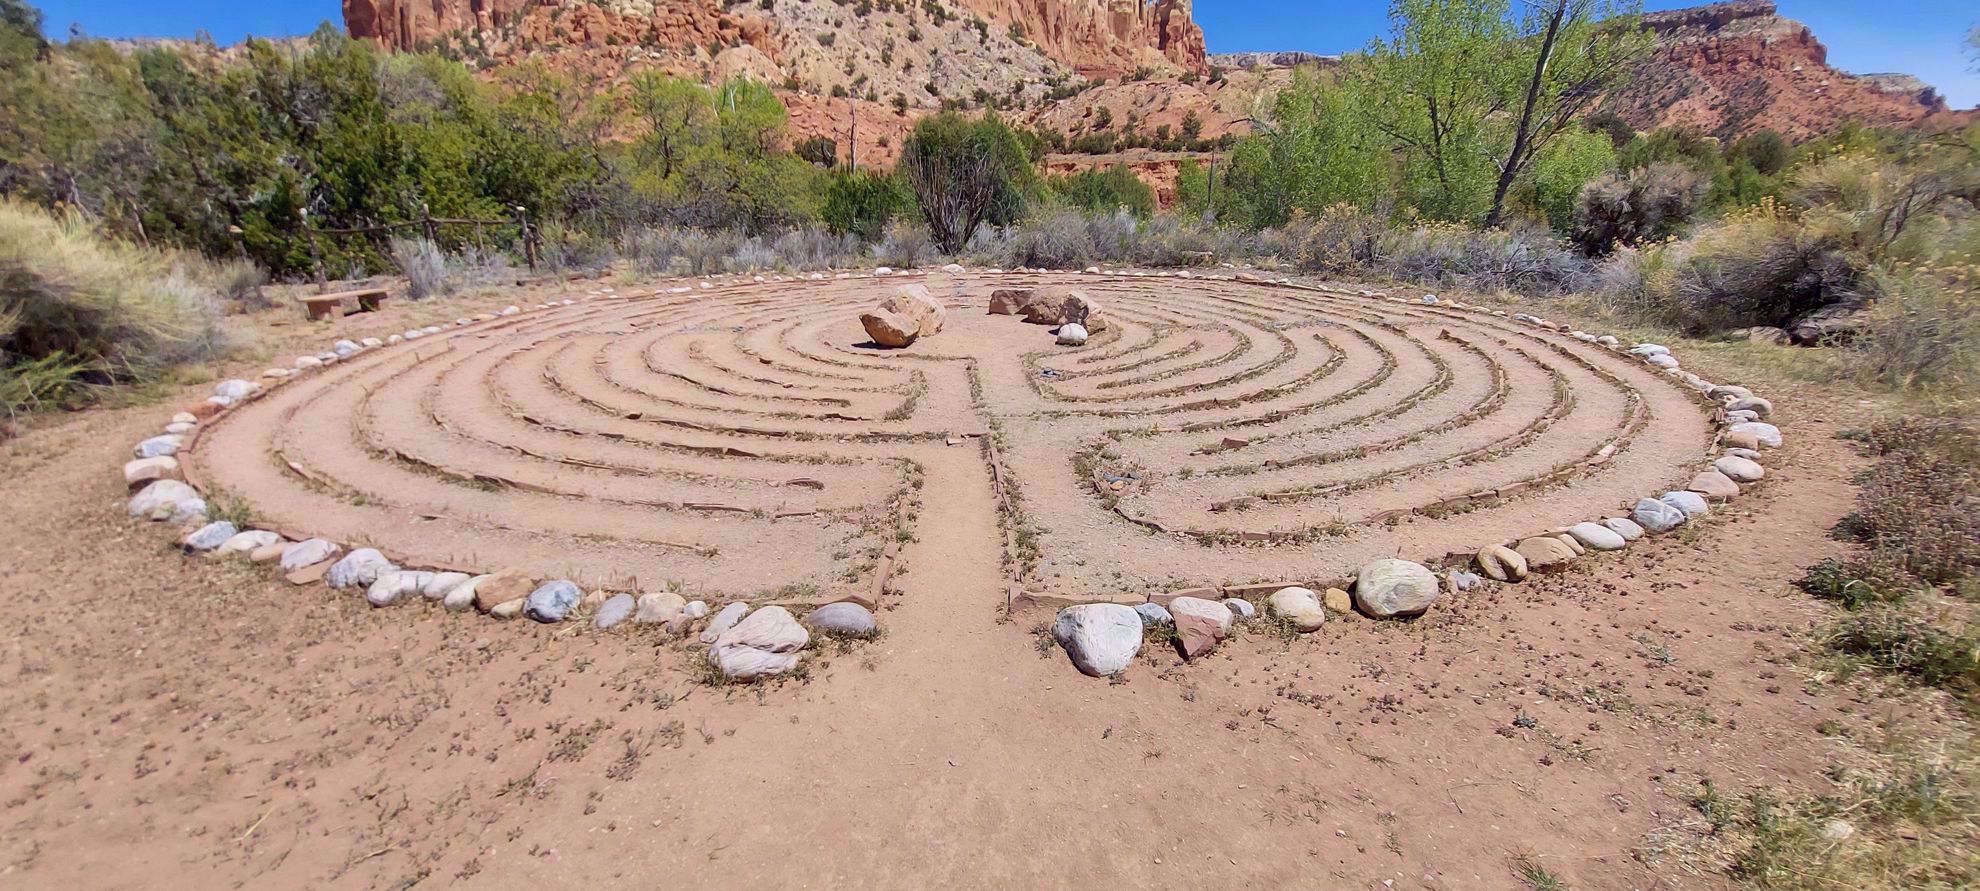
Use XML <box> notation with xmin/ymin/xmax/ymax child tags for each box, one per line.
<box><xmin>0</xmin><ymin>272</ymin><xmax>1950</xmax><ymax>889</ymax></box>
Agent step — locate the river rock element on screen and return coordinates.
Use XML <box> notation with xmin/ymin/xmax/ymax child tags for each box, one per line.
<box><xmin>1725</xmin><ymin>409</ymin><xmax>1760</xmax><ymax>424</ymax></box>
<box><xmin>1602</xmin><ymin>517</ymin><xmax>1645</xmax><ymax>541</ymax></box>
<box><xmin>1567</xmin><ymin>522</ymin><xmax>1628</xmax><ymax>551</ymax></box>
<box><xmin>1476</xmin><ymin>545</ymin><xmax>1528</xmax><ymax>582</ymax></box>
<box><xmin>1267</xmin><ymin>587</ymin><xmax>1326</xmax><ymax>632</ymax></box>
<box><xmin>859</xmin><ymin>309</ymin><xmax>917</xmax><ymax>348</ymax></box>
<box><xmin>1449</xmin><ymin>570</ymin><xmax>1485</xmax><ymax>591</ymax></box>
<box><xmin>164</xmin><ymin>421</ymin><xmax>195</xmax><ymax>435</ymax></box>
<box><xmin>213</xmin><ymin>379</ymin><xmax>259</xmax><ymax>400</ymax></box>
<box><xmin>127</xmin><ymin>479</ymin><xmax>201</xmax><ymax>521</ymax></box>
<box><xmin>1709</xmin><ymin>384</ymin><xmax>1753</xmax><ymax>401</ymax></box>
<box><xmin>1055</xmin><ymin>323</ymin><xmax>1089</xmax><ymax>346</ymax></box>
<box><xmin>443</xmin><ymin>576</ymin><xmax>485</xmax><ymax>611</ymax></box>
<box><xmin>684</xmin><ymin>600</ymin><xmax>710</xmax><ymax>620</ymax></box>
<box><xmin>804</xmin><ymin>602</ymin><xmax>878</xmax><ymax>637</ymax></box>
<box><xmin>1223</xmin><ymin>598</ymin><xmax>1256</xmax><ymax>620</ymax></box>
<box><xmin>635</xmin><ymin>591</ymin><xmax>688</xmax><ymax>629</ymax></box>
<box><xmin>1134</xmin><ymin>602</ymin><xmax>1174</xmax><ymax>627</ymax></box>
<box><xmin>1724</xmin><ymin>447</ymin><xmax>1763</xmax><ymax>460</ymax></box>
<box><xmin>489</xmin><ymin>598</ymin><xmax>525</xmax><ymax>619</ymax></box>
<box><xmin>278</xmin><ymin>538</ymin><xmax>340</xmax><ymax>571</ymax></box>
<box><xmin>1629</xmin><ymin>344</ymin><xmax>1670</xmax><ymax>357</ymax></box>
<box><xmin>217</xmin><ymin>530</ymin><xmax>282</xmax><ymax>555</ymax></box>
<box><xmin>1646</xmin><ymin>354</ymin><xmax>1679</xmax><ymax>369</ymax></box>
<box><xmin>1728</xmin><ymin>421</ymin><xmax>1782</xmax><ymax>448</ymax></box>
<box><xmin>1516</xmin><ymin>536</ymin><xmax>1578</xmax><ymax>571</ymax></box>
<box><xmin>1169</xmin><ymin>596</ymin><xmax>1234</xmax><ymax>659</ymax></box>
<box><xmin>420</xmin><ymin>572</ymin><xmax>471</xmax><ymax>600</ymax></box>
<box><xmin>473</xmin><ymin>567</ymin><xmax>536</xmax><ymax>611</ymax></box>
<box><xmin>134</xmin><ymin>435</ymin><xmax>185</xmax><ymax>458</ymax></box>
<box><xmin>1633</xmin><ymin>497</ymin><xmax>1686</xmax><ymax>533</ymax></box>
<box><xmin>700</xmin><ymin>601</ymin><xmax>750</xmax><ymax>643</ymax></box>
<box><xmin>1556</xmin><ymin>533</ymin><xmax>1586</xmax><ymax>556</ymax></box>
<box><xmin>249</xmin><ymin>541</ymin><xmax>291</xmax><ymax>563</ymax></box>
<box><xmin>1714</xmin><ymin>455</ymin><xmax>1765</xmax><ymax>483</ymax></box>
<box><xmin>1354</xmin><ymin>558</ymin><xmax>1441</xmax><ymax>617</ymax></box>
<box><xmin>181</xmin><ymin>521</ymin><xmax>238</xmax><ymax>552</ymax></box>
<box><xmin>1688</xmin><ymin>470</ymin><xmax>1741</xmax><ymax>499</ymax></box>
<box><xmin>1661</xmin><ymin>490</ymin><xmax>1712</xmax><ymax>518</ymax></box>
<box><xmin>523</xmin><ymin>579</ymin><xmax>582</xmax><ymax>623</ymax></box>
<box><xmin>367</xmin><ymin>571</ymin><xmax>432</xmax><ymax>607</ymax></box>
<box><xmin>708</xmin><ymin>606</ymin><xmax>810</xmax><ymax>680</ymax></box>
<box><xmin>1052</xmin><ymin>603</ymin><xmax>1143</xmax><ymax>677</ymax></box>
<box><xmin>327</xmin><ymin>548</ymin><xmax>397</xmax><ymax>589</ymax></box>
<box><xmin>593</xmin><ymin>593</ymin><xmax>636</xmax><ymax>629</ymax></box>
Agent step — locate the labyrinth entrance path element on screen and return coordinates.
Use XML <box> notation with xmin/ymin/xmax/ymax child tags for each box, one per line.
<box><xmin>189</xmin><ymin>270</ymin><xmax>1714</xmax><ymax>612</ymax></box>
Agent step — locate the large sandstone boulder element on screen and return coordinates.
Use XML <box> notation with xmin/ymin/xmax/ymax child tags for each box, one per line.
<box><xmin>1354</xmin><ymin>559</ymin><xmax>1441</xmax><ymax>618</ymax></box>
<box><xmin>1052</xmin><ymin>603</ymin><xmax>1143</xmax><ymax>677</ymax></box>
<box><xmin>880</xmin><ymin>284</ymin><xmax>946</xmax><ymax>336</ymax></box>
<box><xmin>1168</xmin><ymin>595</ymin><xmax>1234</xmax><ymax>659</ymax></box>
<box><xmin>859</xmin><ymin>309</ymin><xmax>918</xmax><ymax>348</ymax></box>
<box><xmin>988</xmin><ymin>288</ymin><xmax>1034</xmax><ymax>315</ymax></box>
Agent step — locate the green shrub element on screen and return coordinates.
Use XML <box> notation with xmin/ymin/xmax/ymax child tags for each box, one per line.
<box><xmin>899</xmin><ymin>112</ymin><xmax>1033</xmax><ymax>252</ymax></box>
<box><xmin>821</xmin><ymin>170</ymin><xmax>913</xmax><ymax>242</ymax></box>
<box><xmin>1570</xmin><ymin>163</ymin><xmax>1709</xmax><ymax>255</ymax></box>
<box><xmin>1851</xmin><ymin>268</ymin><xmax>1980</xmax><ymax>390</ymax></box>
<box><xmin>1827</xmin><ymin>609</ymin><xmax>1979</xmax><ymax>690</ymax></box>
<box><xmin>1669</xmin><ymin>208</ymin><xmax>1863</xmax><ymax>334</ymax></box>
<box><xmin>1047</xmin><ymin>164</ymin><xmax>1154</xmax><ymax>218</ymax></box>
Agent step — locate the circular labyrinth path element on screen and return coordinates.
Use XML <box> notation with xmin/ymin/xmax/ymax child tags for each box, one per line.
<box><xmin>165</xmin><ymin>270</ymin><xmax>1758</xmax><ymax>668</ymax></box>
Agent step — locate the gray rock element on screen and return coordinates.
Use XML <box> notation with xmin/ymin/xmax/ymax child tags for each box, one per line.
<box><xmin>707</xmin><ymin>606</ymin><xmax>810</xmax><ymax>680</ymax></box>
<box><xmin>524</xmin><ymin>580</ymin><xmax>582</xmax><ymax>623</ymax></box>
<box><xmin>1633</xmin><ymin>497</ymin><xmax>1686</xmax><ymax>534</ymax></box>
<box><xmin>1715</xmin><ymin>455</ymin><xmax>1765</xmax><ymax>483</ymax></box>
<box><xmin>1708</xmin><ymin>384</ymin><xmax>1753</xmax><ymax>401</ymax></box>
<box><xmin>700</xmin><ymin>602</ymin><xmax>750</xmax><ymax>643</ymax></box>
<box><xmin>421</xmin><ymin>572</ymin><xmax>472</xmax><ymax>600</ymax></box>
<box><xmin>367</xmin><ymin>571</ymin><xmax>433</xmax><ymax>607</ymax></box>
<box><xmin>127</xmin><ymin>479</ymin><xmax>201</xmax><ymax>521</ymax></box>
<box><xmin>1725</xmin><ymin>409</ymin><xmax>1761</xmax><ymax>424</ymax></box>
<box><xmin>1724</xmin><ymin>447</ymin><xmax>1763</xmax><ymax>460</ymax></box>
<box><xmin>1629</xmin><ymin>344</ymin><xmax>1670</xmax><ymax>357</ymax></box>
<box><xmin>1053</xmin><ymin>603</ymin><xmax>1144</xmax><ymax>677</ymax></box>
<box><xmin>804</xmin><ymin>602</ymin><xmax>878</xmax><ymax>637</ymax></box>
<box><xmin>1567</xmin><ymin>521</ymin><xmax>1628</xmax><ymax>551</ymax></box>
<box><xmin>1223</xmin><ymin>598</ymin><xmax>1257</xmax><ymax>620</ymax></box>
<box><xmin>1660</xmin><ymin>490</ymin><xmax>1712</xmax><ymax>519</ymax></box>
<box><xmin>1646</xmin><ymin>354</ymin><xmax>1679</xmax><ymax>369</ymax></box>
<box><xmin>327</xmin><ymin>548</ymin><xmax>397</xmax><ymax>589</ymax></box>
<box><xmin>134</xmin><ymin>435</ymin><xmax>185</xmax><ymax>458</ymax></box>
<box><xmin>280</xmin><ymin>538</ymin><xmax>341</xmax><ymax>571</ymax></box>
<box><xmin>684</xmin><ymin>600</ymin><xmax>710</xmax><ymax>620</ymax></box>
<box><xmin>1354</xmin><ymin>559</ymin><xmax>1441</xmax><ymax>618</ymax></box>
<box><xmin>1728</xmin><ymin>421</ymin><xmax>1783</xmax><ymax>448</ymax></box>
<box><xmin>1602</xmin><ymin>517</ymin><xmax>1645</xmax><ymax>541</ymax></box>
<box><xmin>1133</xmin><ymin>602</ymin><xmax>1174</xmax><ymax>627</ymax></box>
<box><xmin>165</xmin><ymin>421</ymin><xmax>195</xmax><ymax>435</ymax></box>
<box><xmin>593</xmin><ymin>593</ymin><xmax>636</xmax><ymax>629</ymax></box>
<box><xmin>443</xmin><ymin>576</ymin><xmax>484</xmax><ymax>611</ymax></box>
<box><xmin>1727</xmin><ymin>396</ymin><xmax>1773</xmax><ymax>418</ymax></box>
<box><xmin>182</xmin><ymin>521</ymin><xmax>238</xmax><ymax>552</ymax></box>
<box><xmin>1447</xmin><ymin>570</ymin><xmax>1486</xmax><ymax>591</ymax></box>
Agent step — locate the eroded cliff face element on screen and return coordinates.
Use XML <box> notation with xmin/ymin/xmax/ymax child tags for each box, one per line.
<box><xmin>1608</xmin><ymin>1</ymin><xmax>1967</xmax><ymax>140</ymax></box>
<box><xmin>343</xmin><ymin>0</ymin><xmax>1204</xmax><ymax>77</ymax></box>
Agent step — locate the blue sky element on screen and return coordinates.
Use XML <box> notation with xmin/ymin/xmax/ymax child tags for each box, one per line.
<box><xmin>29</xmin><ymin>0</ymin><xmax>1980</xmax><ymax>106</ymax></box>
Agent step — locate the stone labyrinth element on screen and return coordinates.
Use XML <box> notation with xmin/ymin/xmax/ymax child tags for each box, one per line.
<box><xmin>128</xmin><ymin>269</ymin><xmax>1784</xmax><ymax>679</ymax></box>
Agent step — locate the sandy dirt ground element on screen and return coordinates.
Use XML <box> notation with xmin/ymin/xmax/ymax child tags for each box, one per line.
<box><xmin>0</xmin><ymin>275</ymin><xmax>1957</xmax><ymax>889</ymax></box>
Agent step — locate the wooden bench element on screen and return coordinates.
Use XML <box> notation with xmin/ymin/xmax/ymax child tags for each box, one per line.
<box><xmin>297</xmin><ymin>288</ymin><xmax>389</xmax><ymax>321</ymax></box>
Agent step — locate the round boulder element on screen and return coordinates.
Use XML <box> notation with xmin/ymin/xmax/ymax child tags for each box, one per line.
<box><xmin>1354</xmin><ymin>559</ymin><xmax>1441</xmax><ymax>618</ymax></box>
<box><xmin>1267</xmin><ymin>587</ymin><xmax>1326</xmax><ymax>632</ymax></box>
<box><xmin>1567</xmin><ymin>521</ymin><xmax>1628</xmax><ymax>552</ymax></box>
<box><xmin>708</xmin><ymin>606</ymin><xmax>810</xmax><ymax>680</ymax></box>
<box><xmin>804</xmin><ymin>602</ymin><xmax>878</xmax><ymax>638</ymax></box>
<box><xmin>1475</xmin><ymin>545</ymin><xmax>1528</xmax><ymax>582</ymax></box>
<box><xmin>126</xmin><ymin>479</ymin><xmax>199</xmax><ymax>521</ymax></box>
<box><xmin>327</xmin><ymin>548</ymin><xmax>397</xmax><ymax>589</ymax></box>
<box><xmin>1134</xmin><ymin>602</ymin><xmax>1174</xmax><ymax>627</ymax></box>
<box><xmin>1661</xmin><ymin>490</ymin><xmax>1712</xmax><ymax>519</ymax></box>
<box><xmin>523</xmin><ymin>579</ymin><xmax>582</xmax><ymax>623</ymax></box>
<box><xmin>1633</xmin><ymin>497</ymin><xmax>1686</xmax><ymax>534</ymax></box>
<box><xmin>1602</xmin><ymin>517</ymin><xmax>1645</xmax><ymax>541</ymax></box>
<box><xmin>1052</xmin><ymin>603</ymin><xmax>1144</xmax><ymax>677</ymax></box>
<box><xmin>593</xmin><ymin>593</ymin><xmax>637</xmax><ymax>630</ymax></box>
<box><xmin>1726</xmin><ymin>396</ymin><xmax>1773</xmax><ymax>419</ymax></box>
<box><xmin>635</xmin><ymin>591</ymin><xmax>689</xmax><ymax>630</ymax></box>
<box><xmin>1728</xmin><ymin>421</ymin><xmax>1782</xmax><ymax>449</ymax></box>
<box><xmin>1687</xmin><ymin>470</ymin><xmax>1741</xmax><ymax>499</ymax></box>
<box><xmin>1056</xmin><ymin>323</ymin><xmax>1089</xmax><ymax>346</ymax></box>
<box><xmin>1516</xmin><ymin>536</ymin><xmax>1578</xmax><ymax>571</ymax></box>
<box><xmin>1223</xmin><ymin>598</ymin><xmax>1256</xmax><ymax>620</ymax></box>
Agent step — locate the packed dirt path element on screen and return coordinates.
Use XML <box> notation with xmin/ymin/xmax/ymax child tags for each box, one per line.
<box><xmin>0</xmin><ymin>284</ymin><xmax>1942</xmax><ymax>890</ymax></box>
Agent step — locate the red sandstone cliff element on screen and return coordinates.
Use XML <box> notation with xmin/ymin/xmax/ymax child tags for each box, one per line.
<box><xmin>1606</xmin><ymin>1</ymin><xmax>1970</xmax><ymax>140</ymax></box>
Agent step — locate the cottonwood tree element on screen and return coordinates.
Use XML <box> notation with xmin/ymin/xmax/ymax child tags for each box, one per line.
<box><xmin>1348</xmin><ymin>0</ymin><xmax>1650</xmax><ymax>226</ymax></box>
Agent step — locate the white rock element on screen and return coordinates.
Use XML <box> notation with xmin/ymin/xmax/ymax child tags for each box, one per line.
<box><xmin>1355</xmin><ymin>559</ymin><xmax>1441</xmax><ymax>618</ymax></box>
<box><xmin>635</xmin><ymin>591</ymin><xmax>688</xmax><ymax>630</ymax></box>
<box><xmin>385</xmin><ymin>335</ymin><xmax>403</xmax><ymax>345</ymax></box>
<box><xmin>127</xmin><ymin>479</ymin><xmax>200</xmax><ymax>521</ymax></box>
<box><xmin>1266</xmin><ymin>587</ymin><xmax>1326</xmax><ymax>632</ymax></box>
<box><xmin>1223</xmin><ymin>598</ymin><xmax>1256</xmax><ymax>620</ymax></box>
<box><xmin>1133</xmin><ymin>602</ymin><xmax>1173</xmax><ymax>627</ymax></box>
<box><xmin>216</xmin><ymin>530</ymin><xmax>282</xmax><ymax>555</ymax></box>
<box><xmin>182</xmin><ymin>521</ymin><xmax>238</xmax><ymax>551</ymax></box>
<box><xmin>1629</xmin><ymin>344</ymin><xmax>1670</xmax><ymax>357</ymax></box>
<box><xmin>421</xmin><ymin>571</ymin><xmax>472</xmax><ymax>600</ymax></box>
<box><xmin>1633</xmin><ymin>497</ymin><xmax>1686</xmax><ymax>534</ymax></box>
<box><xmin>684</xmin><ymin>599</ymin><xmax>710</xmax><ymax>620</ymax></box>
<box><xmin>328</xmin><ymin>548</ymin><xmax>397</xmax><ymax>589</ymax></box>
<box><xmin>280</xmin><ymin>538</ymin><xmax>341</xmax><ymax>571</ymax></box>
<box><xmin>1729</xmin><ymin>421</ymin><xmax>1782</xmax><ymax>448</ymax></box>
<box><xmin>501</xmin><ymin>305</ymin><xmax>520</xmax><ymax>315</ymax></box>
<box><xmin>361</xmin><ymin>337</ymin><xmax>384</xmax><ymax>348</ymax></box>
<box><xmin>700</xmin><ymin>602</ymin><xmax>750</xmax><ymax>643</ymax></box>
<box><xmin>1052</xmin><ymin>603</ymin><xmax>1143</xmax><ymax>677</ymax></box>
<box><xmin>443</xmin><ymin>576</ymin><xmax>485</xmax><ymax>611</ymax></box>
<box><xmin>134</xmin><ymin>435</ymin><xmax>185</xmax><ymax>458</ymax></box>
<box><xmin>1567</xmin><ymin>521</ymin><xmax>1628</xmax><ymax>551</ymax></box>
<box><xmin>941</xmin><ymin>263</ymin><xmax>964</xmax><ymax>273</ymax></box>
<box><xmin>367</xmin><ymin>571</ymin><xmax>433</xmax><ymax>607</ymax></box>
<box><xmin>214</xmin><ymin>379</ymin><xmax>259</xmax><ymax>400</ymax></box>
<box><xmin>1056</xmin><ymin>323</ymin><xmax>1088</xmax><ymax>346</ymax></box>
<box><xmin>1647</xmin><ymin>354</ymin><xmax>1679</xmax><ymax>369</ymax></box>
<box><xmin>707</xmin><ymin>606</ymin><xmax>809</xmax><ymax>680</ymax></box>
<box><xmin>171</xmin><ymin>412</ymin><xmax>198</xmax><ymax>425</ymax></box>
<box><xmin>123</xmin><ymin>455</ymin><xmax>180</xmax><ymax>487</ymax></box>
<box><xmin>1602</xmin><ymin>517</ymin><xmax>1645</xmax><ymax>541</ymax></box>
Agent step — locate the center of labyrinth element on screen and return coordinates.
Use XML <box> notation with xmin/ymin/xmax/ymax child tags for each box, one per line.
<box><xmin>183</xmin><ymin>272</ymin><xmax>1726</xmax><ymax>674</ymax></box>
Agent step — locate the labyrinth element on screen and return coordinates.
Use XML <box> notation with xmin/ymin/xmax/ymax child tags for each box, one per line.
<box><xmin>181</xmin><ymin>270</ymin><xmax>1726</xmax><ymax>618</ymax></box>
